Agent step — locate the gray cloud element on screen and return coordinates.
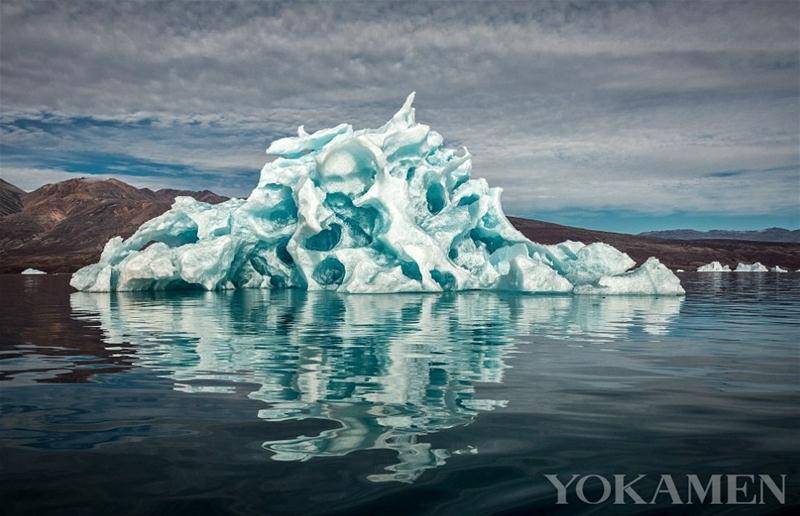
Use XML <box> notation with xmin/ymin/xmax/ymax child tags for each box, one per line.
<box><xmin>1</xmin><ymin>0</ymin><xmax>798</xmax><ymax>220</ymax></box>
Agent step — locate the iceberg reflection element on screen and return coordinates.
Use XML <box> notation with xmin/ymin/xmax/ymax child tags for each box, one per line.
<box><xmin>71</xmin><ymin>290</ymin><xmax>681</xmax><ymax>482</ymax></box>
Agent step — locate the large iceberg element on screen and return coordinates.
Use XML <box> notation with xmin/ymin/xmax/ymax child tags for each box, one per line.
<box><xmin>71</xmin><ymin>94</ymin><xmax>683</xmax><ymax>296</ymax></box>
<box><xmin>697</xmin><ymin>261</ymin><xmax>731</xmax><ymax>272</ymax></box>
<box><xmin>735</xmin><ymin>262</ymin><xmax>768</xmax><ymax>272</ymax></box>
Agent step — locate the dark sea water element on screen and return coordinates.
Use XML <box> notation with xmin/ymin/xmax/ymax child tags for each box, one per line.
<box><xmin>1</xmin><ymin>273</ymin><xmax>798</xmax><ymax>515</ymax></box>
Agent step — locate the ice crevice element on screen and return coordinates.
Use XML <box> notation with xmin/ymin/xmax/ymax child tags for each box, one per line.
<box><xmin>71</xmin><ymin>94</ymin><xmax>684</xmax><ymax>295</ymax></box>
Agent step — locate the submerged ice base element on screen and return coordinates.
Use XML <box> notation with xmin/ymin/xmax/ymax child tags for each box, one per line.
<box><xmin>71</xmin><ymin>94</ymin><xmax>683</xmax><ymax>296</ymax></box>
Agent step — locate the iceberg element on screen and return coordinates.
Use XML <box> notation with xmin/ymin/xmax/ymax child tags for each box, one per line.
<box><xmin>770</xmin><ymin>265</ymin><xmax>788</xmax><ymax>273</ymax></box>
<box><xmin>71</xmin><ymin>94</ymin><xmax>683</xmax><ymax>296</ymax></box>
<box><xmin>697</xmin><ymin>261</ymin><xmax>731</xmax><ymax>272</ymax></box>
<box><xmin>21</xmin><ymin>268</ymin><xmax>46</xmax><ymax>275</ymax></box>
<box><xmin>735</xmin><ymin>262</ymin><xmax>768</xmax><ymax>272</ymax></box>
<box><xmin>573</xmin><ymin>257</ymin><xmax>682</xmax><ymax>295</ymax></box>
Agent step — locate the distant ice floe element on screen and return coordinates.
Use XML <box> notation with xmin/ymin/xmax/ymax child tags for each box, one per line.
<box><xmin>698</xmin><ymin>261</ymin><xmax>789</xmax><ymax>273</ymax></box>
<box><xmin>21</xmin><ymin>268</ymin><xmax>46</xmax><ymax>275</ymax></box>
<box><xmin>697</xmin><ymin>261</ymin><xmax>731</xmax><ymax>272</ymax></box>
<box><xmin>71</xmin><ymin>94</ymin><xmax>683</xmax><ymax>296</ymax></box>
<box><xmin>735</xmin><ymin>262</ymin><xmax>768</xmax><ymax>272</ymax></box>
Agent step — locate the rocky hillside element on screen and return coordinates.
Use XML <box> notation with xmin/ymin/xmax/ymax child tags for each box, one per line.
<box><xmin>0</xmin><ymin>178</ymin><xmax>25</xmax><ymax>216</ymax></box>
<box><xmin>639</xmin><ymin>227</ymin><xmax>800</xmax><ymax>243</ymax></box>
<box><xmin>509</xmin><ymin>217</ymin><xmax>800</xmax><ymax>272</ymax></box>
<box><xmin>1</xmin><ymin>177</ymin><xmax>798</xmax><ymax>273</ymax></box>
<box><xmin>0</xmin><ymin>178</ymin><xmax>226</xmax><ymax>273</ymax></box>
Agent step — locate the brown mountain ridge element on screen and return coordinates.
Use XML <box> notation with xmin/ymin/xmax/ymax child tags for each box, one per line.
<box><xmin>0</xmin><ymin>178</ymin><xmax>226</xmax><ymax>273</ymax></box>
<box><xmin>1</xmin><ymin>177</ymin><xmax>798</xmax><ymax>274</ymax></box>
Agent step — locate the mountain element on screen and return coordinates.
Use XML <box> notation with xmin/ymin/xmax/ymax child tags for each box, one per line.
<box><xmin>1</xmin><ymin>177</ymin><xmax>799</xmax><ymax>273</ymax></box>
<box><xmin>639</xmin><ymin>228</ymin><xmax>800</xmax><ymax>243</ymax></box>
<box><xmin>0</xmin><ymin>178</ymin><xmax>25</xmax><ymax>216</ymax></box>
<box><xmin>509</xmin><ymin>218</ymin><xmax>800</xmax><ymax>272</ymax></box>
<box><xmin>0</xmin><ymin>178</ymin><xmax>227</xmax><ymax>273</ymax></box>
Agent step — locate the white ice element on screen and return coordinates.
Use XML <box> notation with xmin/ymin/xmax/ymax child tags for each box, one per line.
<box><xmin>21</xmin><ymin>268</ymin><xmax>46</xmax><ymax>275</ymax></box>
<box><xmin>697</xmin><ymin>261</ymin><xmax>732</xmax><ymax>272</ymax></box>
<box><xmin>573</xmin><ymin>257</ymin><xmax>683</xmax><ymax>295</ymax></box>
<box><xmin>735</xmin><ymin>262</ymin><xmax>768</xmax><ymax>272</ymax></box>
<box><xmin>770</xmin><ymin>265</ymin><xmax>788</xmax><ymax>273</ymax></box>
<box><xmin>71</xmin><ymin>94</ymin><xmax>683</xmax><ymax>296</ymax></box>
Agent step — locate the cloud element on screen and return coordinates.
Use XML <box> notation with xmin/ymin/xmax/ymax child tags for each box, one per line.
<box><xmin>0</xmin><ymin>0</ymin><xmax>798</xmax><ymax>224</ymax></box>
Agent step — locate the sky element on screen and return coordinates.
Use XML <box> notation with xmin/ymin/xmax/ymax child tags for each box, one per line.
<box><xmin>1</xmin><ymin>0</ymin><xmax>798</xmax><ymax>234</ymax></box>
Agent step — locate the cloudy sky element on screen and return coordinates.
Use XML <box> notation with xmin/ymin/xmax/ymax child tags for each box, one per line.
<box><xmin>1</xmin><ymin>0</ymin><xmax>798</xmax><ymax>232</ymax></box>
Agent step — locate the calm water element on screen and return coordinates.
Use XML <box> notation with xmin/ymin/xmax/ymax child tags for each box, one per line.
<box><xmin>1</xmin><ymin>273</ymin><xmax>798</xmax><ymax>514</ymax></box>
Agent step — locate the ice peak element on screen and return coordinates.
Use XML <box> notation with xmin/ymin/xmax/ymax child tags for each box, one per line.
<box><xmin>391</xmin><ymin>91</ymin><xmax>417</xmax><ymax>126</ymax></box>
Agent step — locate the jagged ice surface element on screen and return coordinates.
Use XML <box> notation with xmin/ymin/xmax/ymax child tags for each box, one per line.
<box><xmin>735</xmin><ymin>262</ymin><xmax>768</xmax><ymax>272</ymax></box>
<box><xmin>71</xmin><ymin>94</ymin><xmax>683</xmax><ymax>295</ymax></box>
<box><xmin>697</xmin><ymin>261</ymin><xmax>732</xmax><ymax>272</ymax></box>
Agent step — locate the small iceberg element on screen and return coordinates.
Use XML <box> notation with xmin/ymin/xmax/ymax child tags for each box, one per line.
<box><xmin>697</xmin><ymin>261</ymin><xmax>731</xmax><ymax>272</ymax></box>
<box><xmin>573</xmin><ymin>257</ymin><xmax>683</xmax><ymax>295</ymax></box>
<box><xmin>71</xmin><ymin>94</ymin><xmax>683</xmax><ymax>296</ymax></box>
<box><xmin>770</xmin><ymin>265</ymin><xmax>788</xmax><ymax>273</ymax></box>
<box><xmin>735</xmin><ymin>262</ymin><xmax>768</xmax><ymax>272</ymax></box>
<box><xmin>21</xmin><ymin>268</ymin><xmax>47</xmax><ymax>275</ymax></box>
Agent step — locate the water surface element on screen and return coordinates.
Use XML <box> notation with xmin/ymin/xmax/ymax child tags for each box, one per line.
<box><xmin>1</xmin><ymin>274</ymin><xmax>798</xmax><ymax>514</ymax></box>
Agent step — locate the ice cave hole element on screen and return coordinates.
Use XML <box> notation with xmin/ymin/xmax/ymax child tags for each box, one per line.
<box><xmin>305</xmin><ymin>223</ymin><xmax>343</xmax><ymax>251</ymax></box>
<box><xmin>313</xmin><ymin>257</ymin><xmax>346</xmax><ymax>286</ymax></box>
<box><xmin>430</xmin><ymin>269</ymin><xmax>456</xmax><ymax>290</ymax></box>
<box><xmin>401</xmin><ymin>261</ymin><xmax>422</xmax><ymax>281</ymax></box>
<box><xmin>426</xmin><ymin>182</ymin><xmax>447</xmax><ymax>215</ymax></box>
